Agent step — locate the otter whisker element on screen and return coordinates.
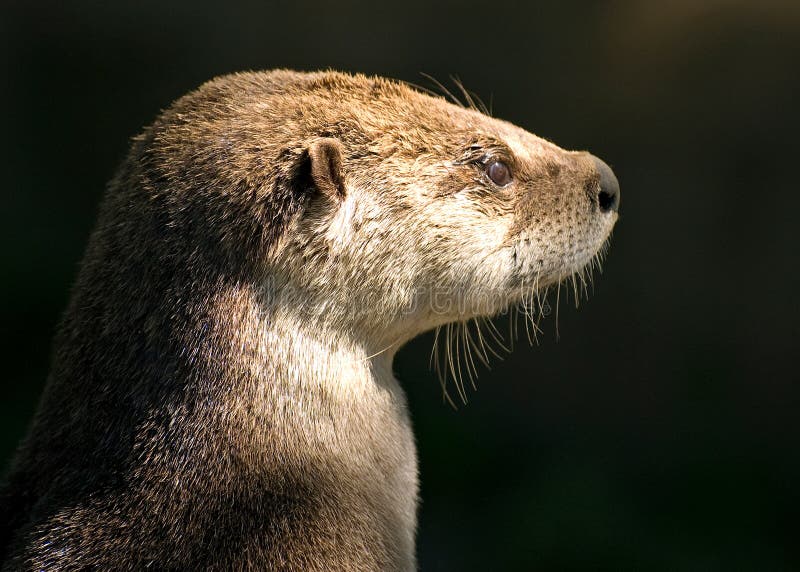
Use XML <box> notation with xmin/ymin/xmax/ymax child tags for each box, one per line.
<box><xmin>453</xmin><ymin>323</ymin><xmax>469</xmax><ymax>403</ymax></box>
<box><xmin>522</xmin><ymin>289</ymin><xmax>536</xmax><ymax>346</ymax></box>
<box><xmin>532</xmin><ymin>277</ymin><xmax>545</xmax><ymax>341</ymax></box>
<box><xmin>465</xmin><ymin>320</ymin><xmax>491</xmax><ymax>369</ymax></box>
<box><xmin>450</xmin><ymin>75</ymin><xmax>478</xmax><ymax>112</ymax></box>
<box><xmin>430</xmin><ymin>248</ymin><xmax>611</xmax><ymax>405</ymax></box>
<box><xmin>468</xmin><ymin>319</ymin><xmax>490</xmax><ymax>367</ymax></box>
<box><xmin>571</xmin><ymin>273</ymin><xmax>580</xmax><ymax>309</ymax></box>
<box><xmin>521</xmin><ymin>276</ymin><xmax>544</xmax><ymax>346</ymax></box>
<box><xmin>555</xmin><ymin>281</ymin><xmax>562</xmax><ymax>340</ymax></box>
<box><xmin>475</xmin><ymin>317</ymin><xmax>506</xmax><ymax>360</ymax></box>
<box><xmin>449</xmin><ymin>75</ymin><xmax>490</xmax><ymax>116</ymax></box>
<box><xmin>506</xmin><ymin>304</ymin><xmax>515</xmax><ymax>351</ymax></box>
<box><xmin>514</xmin><ymin>303</ymin><xmax>523</xmax><ymax>346</ymax></box>
<box><xmin>578</xmin><ymin>267</ymin><xmax>589</xmax><ymax>300</ymax></box>
<box><xmin>432</xmin><ymin>326</ymin><xmax>457</xmax><ymax>408</ymax></box>
<box><xmin>531</xmin><ymin>298</ymin><xmax>544</xmax><ymax>346</ymax></box>
<box><xmin>401</xmin><ymin>80</ymin><xmax>445</xmax><ymax>101</ymax></box>
<box><xmin>508</xmin><ymin>301</ymin><xmax>518</xmax><ymax>351</ymax></box>
<box><xmin>482</xmin><ymin>316</ymin><xmax>509</xmax><ymax>354</ymax></box>
<box><xmin>431</xmin><ymin>325</ymin><xmax>442</xmax><ymax>373</ymax></box>
<box><xmin>532</xmin><ymin>284</ymin><xmax>548</xmax><ymax>343</ymax></box>
<box><xmin>517</xmin><ymin>278</ymin><xmax>528</xmax><ymax>345</ymax></box>
<box><xmin>460</xmin><ymin>322</ymin><xmax>479</xmax><ymax>391</ymax></box>
<box><xmin>443</xmin><ymin>323</ymin><xmax>466</xmax><ymax>404</ymax></box>
<box><xmin>595</xmin><ymin>245</ymin><xmax>608</xmax><ymax>274</ymax></box>
<box><xmin>419</xmin><ymin>73</ymin><xmax>465</xmax><ymax>109</ymax></box>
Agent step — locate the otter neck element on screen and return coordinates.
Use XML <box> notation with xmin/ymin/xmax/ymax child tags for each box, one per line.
<box><xmin>184</xmin><ymin>281</ymin><xmax>419</xmax><ymax>565</ymax></box>
<box><xmin>186</xmin><ymin>279</ymin><xmax>415</xmax><ymax>471</ymax></box>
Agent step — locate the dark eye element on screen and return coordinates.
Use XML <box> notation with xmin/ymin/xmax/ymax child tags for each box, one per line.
<box><xmin>486</xmin><ymin>160</ymin><xmax>512</xmax><ymax>186</ymax></box>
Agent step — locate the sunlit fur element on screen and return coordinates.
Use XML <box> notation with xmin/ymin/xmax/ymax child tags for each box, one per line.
<box><xmin>0</xmin><ymin>70</ymin><xmax>617</xmax><ymax>571</ymax></box>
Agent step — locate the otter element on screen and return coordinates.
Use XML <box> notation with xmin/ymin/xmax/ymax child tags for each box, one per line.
<box><xmin>0</xmin><ymin>70</ymin><xmax>619</xmax><ymax>571</ymax></box>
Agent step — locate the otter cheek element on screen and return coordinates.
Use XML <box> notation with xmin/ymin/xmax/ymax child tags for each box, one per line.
<box><xmin>324</xmin><ymin>194</ymin><xmax>356</xmax><ymax>250</ymax></box>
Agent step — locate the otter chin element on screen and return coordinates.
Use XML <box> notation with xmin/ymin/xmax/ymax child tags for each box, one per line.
<box><xmin>0</xmin><ymin>69</ymin><xmax>618</xmax><ymax>571</ymax></box>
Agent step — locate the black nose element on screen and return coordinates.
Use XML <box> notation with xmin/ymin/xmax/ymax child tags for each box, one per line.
<box><xmin>591</xmin><ymin>156</ymin><xmax>620</xmax><ymax>213</ymax></box>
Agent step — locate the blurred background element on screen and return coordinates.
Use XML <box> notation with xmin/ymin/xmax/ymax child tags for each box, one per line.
<box><xmin>2</xmin><ymin>0</ymin><xmax>799</xmax><ymax>569</ymax></box>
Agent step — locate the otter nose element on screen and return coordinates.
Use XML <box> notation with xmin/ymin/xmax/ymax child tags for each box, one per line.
<box><xmin>590</xmin><ymin>155</ymin><xmax>620</xmax><ymax>213</ymax></box>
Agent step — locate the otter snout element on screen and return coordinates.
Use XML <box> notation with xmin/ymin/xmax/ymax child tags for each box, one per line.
<box><xmin>589</xmin><ymin>155</ymin><xmax>620</xmax><ymax>213</ymax></box>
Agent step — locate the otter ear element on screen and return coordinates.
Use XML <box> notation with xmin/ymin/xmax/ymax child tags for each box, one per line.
<box><xmin>307</xmin><ymin>138</ymin><xmax>346</xmax><ymax>200</ymax></box>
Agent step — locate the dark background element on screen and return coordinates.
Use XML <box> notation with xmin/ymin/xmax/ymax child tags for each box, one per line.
<box><xmin>3</xmin><ymin>0</ymin><xmax>799</xmax><ymax>569</ymax></box>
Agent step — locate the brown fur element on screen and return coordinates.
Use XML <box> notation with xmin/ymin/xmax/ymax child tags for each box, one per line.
<box><xmin>0</xmin><ymin>70</ymin><xmax>618</xmax><ymax>570</ymax></box>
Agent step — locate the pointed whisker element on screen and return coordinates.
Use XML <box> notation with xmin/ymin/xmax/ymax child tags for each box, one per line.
<box><xmin>476</xmin><ymin>317</ymin><xmax>507</xmax><ymax>359</ymax></box>
<box><xmin>481</xmin><ymin>313</ymin><xmax>507</xmax><ymax>354</ymax></box>
<box><xmin>465</xmin><ymin>320</ymin><xmax>491</xmax><ymax>368</ymax></box>
<box><xmin>460</xmin><ymin>322</ymin><xmax>479</xmax><ymax>391</ymax></box>
<box><xmin>420</xmin><ymin>73</ymin><xmax>465</xmax><ymax>108</ymax></box>
<box><xmin>571</xmin><ymin>273</ymin><xmax>580</xmax><ymax>309</ymax></box>
<box><xmin>446</xmin><ymin>323</ymin><xmax>468</xmax><ymax>404</ymax></box>
<box><xmin>555</xmin><ymin>281</ymin><xmax>562</xmax><ymax>341</ymax></box>
<box><xmin>450</xmin><ymin>75</ymin><xmax>479</xmax><ymax>112</ymax></box>
<box><xmin>430</xmin><ymin>325</ymin><xmax>441</xmax><ymax>371</ymax></box>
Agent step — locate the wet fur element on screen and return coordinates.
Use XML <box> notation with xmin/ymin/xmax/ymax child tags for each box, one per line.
<box><xmin>0</xmin><ymin>70</ymin><xmax>616</xmax><ymax>570</ymax></box>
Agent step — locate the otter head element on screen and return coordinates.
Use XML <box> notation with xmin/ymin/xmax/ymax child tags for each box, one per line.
<box><xmin>139</xmin><ymin>71</ymin><xmax>618</xmax><ymax>375</ymax></box>
<box><xmin>268</xmin><ymin>73</ymin><xmax>619</xmax><ymax>352</ymax></box>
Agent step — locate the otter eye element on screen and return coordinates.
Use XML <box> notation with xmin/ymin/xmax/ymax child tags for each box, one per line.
<box><xmin>486</xmin><ymin>160</ymin><xmax>512</xmax><ymax>186</ymax></box>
